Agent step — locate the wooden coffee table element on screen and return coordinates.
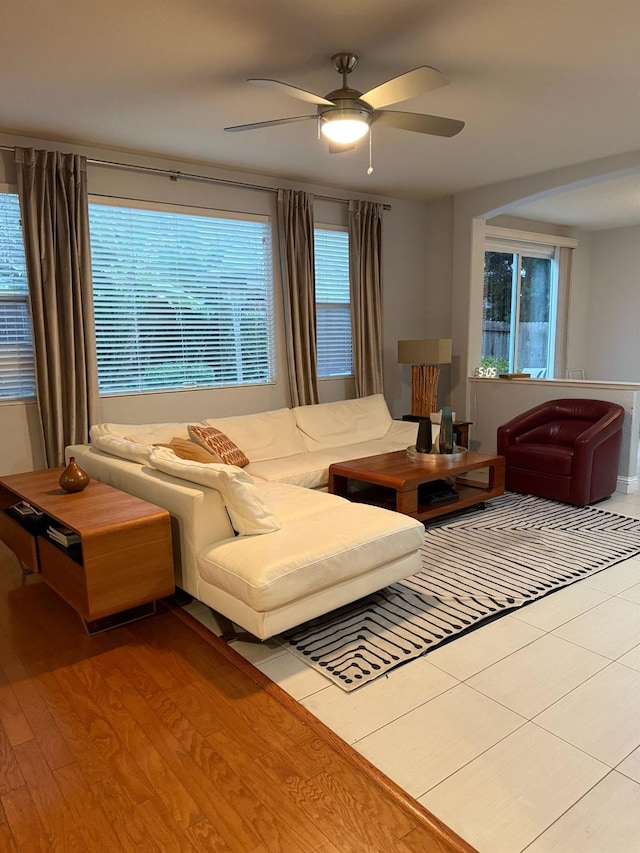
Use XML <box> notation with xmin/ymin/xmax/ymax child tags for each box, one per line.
<box><xmin>329</xmin><ymin>450</ymin><xmax>505</xmax><ymax>523</ymax></box>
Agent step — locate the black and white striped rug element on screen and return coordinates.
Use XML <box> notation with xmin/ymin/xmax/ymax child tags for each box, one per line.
<box><xmin>285</xmin><ymin>493</ymin><xmax>640</xmax><ymax>691</ymax></box>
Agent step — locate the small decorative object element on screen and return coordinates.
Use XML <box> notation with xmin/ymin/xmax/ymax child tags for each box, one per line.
<box><xmin>59</xmin><ymin>457</ymin><xmax>90</xmax><ymax>493</ymax></box>
<box><xmin>473</xmin><ymin>366</ymin><xmax>498</xmax><ymax>378</ymax></box>
<box><xmin>415</xmin><ymin>418</ymin><xmax>433</xmax><ymax>454</ymax></box>
<box><xmin>438</xmin><ymin>406</ymin><xmax>454</xmax><ymax>454</ymax></box>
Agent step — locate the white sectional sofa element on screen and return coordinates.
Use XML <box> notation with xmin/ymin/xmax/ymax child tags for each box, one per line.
<box><xmin>66</xmin><ymin>394</ymin><xmax>426</xmax><ymax>639</ymax></box>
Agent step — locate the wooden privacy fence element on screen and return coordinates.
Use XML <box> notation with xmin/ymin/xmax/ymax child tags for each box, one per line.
<box><xmin>482</xmin><ymin>321</ymin><xmax>549</xmax><ymax>368</ymax></box>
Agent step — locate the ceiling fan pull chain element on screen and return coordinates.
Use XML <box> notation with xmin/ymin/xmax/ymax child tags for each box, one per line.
<box><xmin>367</xmin><ymin>127</ymin><xmax>374</xmax><ymax>175</ymax></box>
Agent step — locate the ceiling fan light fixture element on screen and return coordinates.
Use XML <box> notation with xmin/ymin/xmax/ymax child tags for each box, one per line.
<box><xmin>320</xmin><ymin>109</ymin><xmax>370</xmax><ymax>144</ymax></box>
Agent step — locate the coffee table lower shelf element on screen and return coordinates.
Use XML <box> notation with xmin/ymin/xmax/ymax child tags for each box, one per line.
<box><xmin>329</xmin><ymin>451</ymin><xmax>505</xmax><ymax>524</ymax></box>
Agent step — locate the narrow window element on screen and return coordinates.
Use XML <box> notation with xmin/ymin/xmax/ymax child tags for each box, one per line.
<box><xmin>0</xmin><ymin>192</ymin><xmax>35</xmax><ymax>400</ymax></box>
<box><xmin>314</xmin><ymin>227</ymin><xmax>352</xmax><ymax>378</ymax></box>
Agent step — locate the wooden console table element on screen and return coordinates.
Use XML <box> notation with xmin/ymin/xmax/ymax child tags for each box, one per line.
<box><xmin>0</xmin><ymin>468</ymin><xmax>174</xmax><ymax>633</ymax></box>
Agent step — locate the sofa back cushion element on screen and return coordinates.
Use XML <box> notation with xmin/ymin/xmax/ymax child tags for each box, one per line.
<box><xmin>90</xmin><ymin>421</ymin><xmax>191</xmax><ymax>444</ymax></box>
<box><xmin>202</xmin><ymin>409</ymin><xmax>306</xmax><ymax>462</ymax></box>
<box><xmin>292</xmin><ymin>394</ymin><xmax>393</xmax><ymax>451</ymax></box>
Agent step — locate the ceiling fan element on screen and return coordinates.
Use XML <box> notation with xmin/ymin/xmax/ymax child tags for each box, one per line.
<box><xmin>224</xmin><ymin>52</ymin><xmax>465</xmax><ymax>151</ymax></box>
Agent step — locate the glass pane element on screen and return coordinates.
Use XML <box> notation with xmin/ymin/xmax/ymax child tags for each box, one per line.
<box><xmin>517</xmin><ymin>256</ymin><xmax>552</xmax><ymax>377</ymax></box>
<box><xmin>314</xmin><ymin>228</ymin><xmax>352</xmax><ymax>378</ymax></box>
<box><xmin>0</xmin><ymin>193</ymin><xmax>35</xmax><ymax>399</ymax></box>
<box><xmin>482</xmin><ymin>251</ymin><xmax>513</xmax><ymax>374</ymax></box>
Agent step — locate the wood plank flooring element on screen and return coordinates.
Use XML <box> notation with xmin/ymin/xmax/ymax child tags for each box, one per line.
<box><xmin>0</xmin><ymin>542</ymin><xmax>475</xmax><ymax>852</ymax></box>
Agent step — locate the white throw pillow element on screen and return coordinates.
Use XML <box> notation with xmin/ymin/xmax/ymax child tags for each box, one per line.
<box><xmin>148</xmin><ymin>447</ymin><xmax>280</xmax><ymax>536</ymax></box>
<box><xmin>92</xmin><ymin>434</ymin><xmax>154</xmax><ymax>465</ymax></box>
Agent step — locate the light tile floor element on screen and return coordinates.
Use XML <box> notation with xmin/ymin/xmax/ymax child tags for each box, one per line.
<box><xmin>186</xmin><ymin>489</ymin><xmax>640</xmax><ymax>853</ymax></box>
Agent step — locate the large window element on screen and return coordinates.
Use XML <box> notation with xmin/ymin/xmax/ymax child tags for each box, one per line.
<box><xmin>314</xmin><ymin>226</ymin><xmax>352</xmax><ymax>378</ymax></box>
<box><xmin>0</xmin><ymin>192</ymin><xmax>35</xmax><ymax>400</ymax></box>
<box><xmin>482</xmin><ymin>235</ymin><xmax>559</xmax><ymax>377</ymax></box>
<box><xmin>89</xmin><ymin>201</ymin><xmax>275</xmax><ymax>395</ymax></box>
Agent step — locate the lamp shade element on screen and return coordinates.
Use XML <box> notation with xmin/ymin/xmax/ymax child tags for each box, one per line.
<box><xmin>397</xmin><ymin>339</ymin><xmax>452</xmax><ymax>365</ymax></box>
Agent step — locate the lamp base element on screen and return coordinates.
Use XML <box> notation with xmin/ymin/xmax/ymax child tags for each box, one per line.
<box><xmin>410</xmin><ymin>364</ymin><xmax>439</xmax><ymax>418</ymax></box>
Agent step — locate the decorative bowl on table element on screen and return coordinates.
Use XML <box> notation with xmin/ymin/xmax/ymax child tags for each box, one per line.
<box><xmin>407</xmin><ymin>445</ymin><xmax>467</xmax><ymax>463</ymax></box>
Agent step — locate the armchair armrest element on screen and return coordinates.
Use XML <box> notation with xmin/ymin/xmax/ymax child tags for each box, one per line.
<box><xmin>571</xmin><ymin>406</ymin><xmax>624</xmax><ymax>504</ymax></box>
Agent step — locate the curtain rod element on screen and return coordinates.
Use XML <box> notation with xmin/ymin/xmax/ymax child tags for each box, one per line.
<box><xmin>0</xmin><ymin>144</ymin><xmax>391</xmax><ymax>210</ymax></box>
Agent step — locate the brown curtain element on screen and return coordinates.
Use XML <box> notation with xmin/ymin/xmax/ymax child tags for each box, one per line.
<box><xmin>349</xmin><ymin>199</ymin><xmax>384</xmax><ymax>397</ymax></box>
<box><xmin>276</xmin><ymin>188</ymin><xmax>319</xmax><ymax>406</ymax></box>
<box><xmin>15</xmin><ymin>147</ymin><xmax>99</xmax><ymax>467</ymax></box>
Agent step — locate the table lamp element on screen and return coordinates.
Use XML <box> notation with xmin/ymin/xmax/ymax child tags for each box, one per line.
<box><xmin>397</xmin><ymin>338</ymin><xmax>452</xmax><ymax>418</ymax></box>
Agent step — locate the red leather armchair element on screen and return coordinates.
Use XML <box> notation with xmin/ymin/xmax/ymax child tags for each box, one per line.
<box><xmin>497</xmin><ymin>398</ymin><xmax>624</xmax><ymax>506</ymax></box>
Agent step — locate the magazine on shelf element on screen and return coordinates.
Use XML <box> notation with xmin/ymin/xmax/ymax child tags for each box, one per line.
<box><xmin>47</xmin><ymin>524</ymin><xmax>81</xmax><ymax>547</ymax></box>
<box><xmin>11</xmin><ymin>501</ymin><xmax>44</xmax><ymax>518</ymax></box>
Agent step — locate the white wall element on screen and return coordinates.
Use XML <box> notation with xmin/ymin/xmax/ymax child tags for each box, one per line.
<box><xmin>388</xmin><ymin>195</ymin><xmax>455</xmax><ymax>417</ymax></box>
<box><xmin>0</xmin><ymin>131</ymin><xmax>433</xmax><ymax>474</ymax></box>
<box><xmin>586</xmin><ymin>225</ymin><xmax>640</xmax><ymax>381</ymax></box>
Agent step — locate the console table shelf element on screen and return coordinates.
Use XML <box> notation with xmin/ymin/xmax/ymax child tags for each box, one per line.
<box><xmin>0</xmin><ymin>468</ymin><xmax>175</xmax><ymax>633</ymax></box>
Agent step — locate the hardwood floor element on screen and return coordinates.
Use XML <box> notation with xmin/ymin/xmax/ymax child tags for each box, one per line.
<box><xmin>0</xmin><ymin>543</ymin><xmax>475</xmax><ymax>853</ymax></box>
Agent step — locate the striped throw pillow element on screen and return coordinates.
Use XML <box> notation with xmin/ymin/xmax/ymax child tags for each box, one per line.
<box><xmin>187</xmin><ymin>425</ymin><xmax>250</xmax><ymax>467</ymax></box>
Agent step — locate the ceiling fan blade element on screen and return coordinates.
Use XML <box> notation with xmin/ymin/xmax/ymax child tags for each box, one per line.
<box><xmin>247</xmin><ymin>78</ymin><xmax>334</xmax><ymax>106</ymax></box>
<box><xmin>374</xmin><ymin>110</ymin><xmax>464</xmax><ymax>137</ymax></box>
<box><xmin>361</xmin><ymin>66</ymin><xmax>448</xmax><ymax>110</ymax></box>
<box><xmin>224</xmin><ymin>115</ymin><xmax>316</xmax><ymax>133</ymax></box>
<box><xmin>328</xmin><ymin>140</ymin><xmax>356</xmax><ymax>154</ymax></box>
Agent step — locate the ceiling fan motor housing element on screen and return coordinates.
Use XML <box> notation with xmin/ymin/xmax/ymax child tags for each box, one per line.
<box><xmin>318</xmin><ymin>88</ymin><xmax>372</xmax><ymax>129</ymax></box>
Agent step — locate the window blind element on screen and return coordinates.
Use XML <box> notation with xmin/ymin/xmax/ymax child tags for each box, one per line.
<box><xmin>89</xmin><ymin>201</ymin><xmax>275</xmax><ymax>394</ymax></box>
<box><xmin>0</xmin><ymin>193</ymin><xmax>35</xmax><ymax>400</ymax></box>
<box><xmin>314</xmin><ymin>227</ymin><xmax>352</xmax><ymax>378</ymax></box>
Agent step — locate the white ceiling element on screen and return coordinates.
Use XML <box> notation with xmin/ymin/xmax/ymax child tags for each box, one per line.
<box><xmin>2</xmin><ymin>0</ymin><xmax>640</xmax><ymax>228</ymax></box>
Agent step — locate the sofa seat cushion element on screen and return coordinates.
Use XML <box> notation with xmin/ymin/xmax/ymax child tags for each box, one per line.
<box><xmin>246</xmin><ymin>436</ymin><xmax>420</xmax><ymax>488</ymax></box>
<box><xmin>203</xmin><ymin>408</ymin><xmax>307</xmax><ymax>461</ymax></box>
<box><xmin>197</xmin><ymin>501</ymin><xmax>424</xmax><ymax>613</ymax></box>
<box><xmin>255</xmin><ymin>481</ymin><xmax>349</xmax><ymax>520</ymax></box>
<box><xmin>245</xmin><ymin>450</ymin><xmax>336</xmax><ymax>488</ymax></box>
<box><xmin>509</xmin><ymin>443</ymin><xmax>574</xmax><ymax>476</ymax></box>
<box><xmin>292</xmin><ymin>394</ymin><xmax>393</xmax><ymax>451</ymax></box>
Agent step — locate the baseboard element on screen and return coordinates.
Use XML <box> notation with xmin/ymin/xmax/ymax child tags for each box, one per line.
<box><xmin>616</xmin><ymin>474</ymin><xmax>639</xmax><ymax>494</ymax></box>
